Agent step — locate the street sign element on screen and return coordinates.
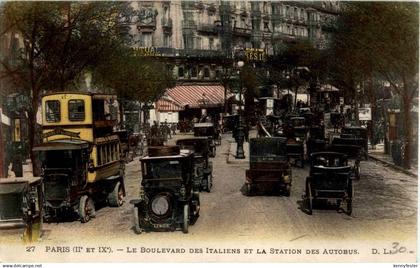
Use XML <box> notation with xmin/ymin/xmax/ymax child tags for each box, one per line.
<box><xmin>359</xmin><ymin>108</ymin><xmax>372</xmax><ymax>121</ymax></box>
<box><xmin>266</xmin><ymin>99</ymin><xmax>274</xmax><ymax>108</ymax></box>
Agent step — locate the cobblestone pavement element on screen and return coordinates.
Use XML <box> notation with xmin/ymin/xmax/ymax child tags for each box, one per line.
<box><xmin>1</xmin><ymin>132</ymin><xmax>417</xmax><ymax>262</ymax></box>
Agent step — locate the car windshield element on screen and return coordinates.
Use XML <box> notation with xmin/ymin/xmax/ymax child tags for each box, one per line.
<box><xmin>41</xmin><ymin>150</ymin><xmax>80</xmax><ymax>169</ymax></box>
<box><xmin>146</xmin><ymin>160</ymin><xmax>182</xmax><ymax>179</ymax></box>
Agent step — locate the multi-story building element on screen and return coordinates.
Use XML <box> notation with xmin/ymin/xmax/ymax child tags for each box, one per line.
<box><xmin>129</xmin><ymin>1</ymin><xmax>340</xmax><ymax>82</ymax></box>
<box><xmin>127</xmin><ymin>1</ymin><xmax>340</xmax><ymax>122</ymax></box>
<box><xmin>0</xmin><ymin>27</ymin><xmax>27</xmax><ymax>177</ymax></box>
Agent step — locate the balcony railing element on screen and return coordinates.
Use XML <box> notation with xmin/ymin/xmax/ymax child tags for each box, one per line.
<box><xmin>197</xmin><ymin>23</ymin><xmax>217</xmax><ymax>34</ymax></box>
<box><xmin>179</xmin><ymin>49</ymin><xmax>226</xmax><ymax>58</ymax></box>
<box><xmin>149</xmin><ymin>48</ymin><xmax>226</xmax><ymax>58</ymax></box>
<box><xmin>232</xmin><ymin>26</ymin><xmax>252</xmax><ymax>37</ymax></box>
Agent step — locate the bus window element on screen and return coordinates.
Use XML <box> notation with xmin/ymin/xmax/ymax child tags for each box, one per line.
<box><xmin>69</xmin><ymin>100</ymin><xmax>85</xmax><ymax>121</ymax></box>
<box><xmin>97</xmin><ymin>146</ymin><xmax>102</xmax><ymax>166</ymax></box>
<box><xmin>46</xmin><ymin>100</ymin><xmax>61</xmax><ymax>122</ymax></box>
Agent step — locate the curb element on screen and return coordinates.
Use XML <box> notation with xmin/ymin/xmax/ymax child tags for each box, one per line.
<box><xmin>368</xmin><ymin>155</ymin><xmax>417</xmax><ymax>178</ymax></box>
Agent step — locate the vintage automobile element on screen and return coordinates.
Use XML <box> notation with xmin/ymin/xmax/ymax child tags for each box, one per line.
<box><xmin>289</xmin><ymin>116</ymin><xmax>307</xmax><ymax>141</ymax></box>
<box><xmin>243</xmin><ymin>137</ymin><xmax>292</xmax><ymax>196</ymax></box>
<box><xmin>341</xmin><ymin>126</ymin><xmax>368</xmax><ymax>160</ymax></box>
<box><xmin>306</xmin><ymin>126</ymin><xmax>327</xmax><ymax>159</ymax></box>
<box><xmin>130</xmin><ymin>146</ymin><xmax>200</xmax><ymax>234</ymax></box>
<box><xmin>303</xmin><ymin>152</ymin><xmax>353</xmax><ymax>215</ymax></box>
<box><xmin>330</xmin><ymin>137</ymin><xmax>364</xmax><ymax>179</ymax></box>
<box><xmin>0</xmin><ymin>177</ymin><xmax>43</xmax><ymax>242</ymax></box>
<box><xmin>194</xmin><ymin>123</ymin><xmax>217</xmax><ymax>157</ymax></box>
<box><xmin>34</xmin><ymin>92</ymin><xmax>126</xmax><ymax>223</ymax></box>
<box><xmin>176</xmin><ymin>138</ymin><xmax>213</xmax><ymax>192</ymax></box>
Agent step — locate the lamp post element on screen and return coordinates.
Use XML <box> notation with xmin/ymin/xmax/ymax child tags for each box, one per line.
<box><xmin>235</xmin><ymin>60</ymin><xmax>245</xmax><ymax>159</ymax></box>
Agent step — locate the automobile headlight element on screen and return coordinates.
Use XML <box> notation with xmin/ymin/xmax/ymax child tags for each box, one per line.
<box><xmin>151</xmin><ymin>194</ymin><xmax>170</xmax><ymax>216</ymax></box>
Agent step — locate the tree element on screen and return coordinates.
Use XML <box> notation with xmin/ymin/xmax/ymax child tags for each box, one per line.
<box><xmin>267</xmin><ymin>40</ymin><xmax>323</xmax><ymax>110</ymax></box>
<box><xmin>0</xmin><ymin>2</ymin><xmax>133</xmax><ymax>175</ymax></box>
<box><xmin>332</xmin><ymin>2</ymin><xmax>418</xmax><ymax>168</ymax></box>
<box><xmin>92</xmin><ymin>49</ymin><xmax>175</xmax><ymax>124</ymax></box>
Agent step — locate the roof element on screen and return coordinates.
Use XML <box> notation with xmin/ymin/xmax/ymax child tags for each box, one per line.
<box><xmin>33</xmin><ymin>140</ymin><xmax>90</xmax><ymax>151</ymax></box>
<box><xmin>156</xmin><ymin>97</ymin><xmax>183</xmax><ymax>112</ymax></box>
<box><xmin>164</xmin><ymin>84</ymin><xmax>229</xmax><ymax>109</ymax></box>
<box><xmin>141</xmin><ymin>149</ymin><xmax>193</xmax><ymax>160</ymax></box>
<box><xmin>42</xmin><ymin>92</ymin><xmax>117</xmax><ymax>99</ymax></box>
<box><xmin>0</xmin><ymin>177</ymin><xmax>41</xmax><ymax>187</ymax></box>
<box><xmin>194</xmin><ymin>123</ymin><xmax>214</xmax><ymax>128</ymax></box>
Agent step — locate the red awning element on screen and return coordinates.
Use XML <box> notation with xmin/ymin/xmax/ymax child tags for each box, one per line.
<box><xmin>165</xmin><ymin>85</ymin><xmax>230</xmax><ymax>109</ymax></box>
<box><xmin>156</xmin><ymin>98</ymin><xmax>183</xmax><ymax>112</ymax></box>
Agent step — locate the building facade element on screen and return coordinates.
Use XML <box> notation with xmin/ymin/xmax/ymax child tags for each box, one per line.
<box><xmin>128</xmin><ymin>1</ymin><xmax>340</xmax><ymax>82</ymax></box>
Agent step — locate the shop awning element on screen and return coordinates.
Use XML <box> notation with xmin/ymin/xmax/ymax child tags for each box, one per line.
<box><xmin>165</xmin><ymin>85</ymin><xmax>230</xmax><ymax>109</ymax></box>
<box><xmin>156</xmin><ymin>98</ymin><xmax>183</xmax><ymax>112</ymax></box>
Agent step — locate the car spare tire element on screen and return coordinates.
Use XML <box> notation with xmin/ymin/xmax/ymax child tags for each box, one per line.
<box><xmin>148</xmin><ymin>146</ymin><xmax>180</xmax><ymax>157</ymax></box>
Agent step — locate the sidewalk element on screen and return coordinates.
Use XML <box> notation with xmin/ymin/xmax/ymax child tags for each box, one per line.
<box><xmin>369</xmin><ymin>145</ymin><xmax>418</xmax><ymax>178</ymax></box>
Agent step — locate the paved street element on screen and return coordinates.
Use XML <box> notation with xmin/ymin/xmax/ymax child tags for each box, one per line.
<box><xmin>0</xmin><ymin>132</ymin><xmax>417</xmax><ymax>262</ymax></box>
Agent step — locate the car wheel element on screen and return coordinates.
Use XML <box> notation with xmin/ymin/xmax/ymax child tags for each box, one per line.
<box><xmin>182</xmin><ymin>204</ymin><xmax>189</xmax><ymax>234</ymax></box>
<box><xmin>79</xmin><ymin>195</ymin><xmax>95</xmax><ymax>223</ymax></box>
<box><xmin>108</xmin><ymin>181</ymin><xmax>124</xmax><ymax>207</ymax></box>
<box><xmin>284</xmin><ymin>184</ymin><xmax>291</xmax><ymax>197</ymax></box>
<box><xmin>306</xmin><ymin>180</ymin><xmax>313</xmax><ymax>215</ymax></box>
<box><xmin>133</xmin><ymin>206</ymin><xmax>142</xmax><ymax>234</ymax></box>
<box><xmin>206</xmin><ymin>174</ymin><xmax>212</xmax><ymax>193</ymax></box>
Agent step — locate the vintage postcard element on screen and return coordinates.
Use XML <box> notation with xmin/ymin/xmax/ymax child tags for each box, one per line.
<box><xmin>0</xmin><ymin>0</ymin><xmax>417</xmax><ymax>265</ymax></box>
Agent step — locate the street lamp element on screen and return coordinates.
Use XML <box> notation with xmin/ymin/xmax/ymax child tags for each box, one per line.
<box><xmin>235</xmin><ymin>60</ymin><xmax>245</xmax><ymax>159</ymax></box>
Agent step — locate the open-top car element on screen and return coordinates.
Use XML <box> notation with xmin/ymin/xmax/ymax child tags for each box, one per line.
<box><xmin>243</xmin><ymin>137</ymin><xmax>292</xmax><ymax>196</ymax></box>
<box><xmin>302</xmin><ymin>152</ymin><xmax>353</xmax><ymax>215</ymax></box>
<box><xmin>130</xmin><ymin>146</ymin><xmax>200</xmax><ymax>234</ymax></box>
<box><xmin>0</xmin><ymin>177</ymin><xmax>43</xmax><ymax>242</ymax></box>
<box><xmin>194</xmin><ymin>123</ymin><xmax>218</xmax><ymax>156</ymax></box>
<box><xmin>176</xmin><ymin>138</ymin><xmax>213</xmax><ymax>192</ymax></box>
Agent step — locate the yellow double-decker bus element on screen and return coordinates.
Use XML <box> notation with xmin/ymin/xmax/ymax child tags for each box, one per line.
<box><xmin>34</xmin><ymin>92</ymin><xmax>125</xmax><ymax>223</ymax></box>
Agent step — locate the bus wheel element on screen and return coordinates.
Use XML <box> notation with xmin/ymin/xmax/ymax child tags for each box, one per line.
<box><xmin>79</xmin><ymin>195</ymin><xmax>95</xmax><ymax>223</ymax></box>
<box><xmin>108</xmin><ymin>182</ymin><xmax>124</xmax><ymax>207</ymax></box>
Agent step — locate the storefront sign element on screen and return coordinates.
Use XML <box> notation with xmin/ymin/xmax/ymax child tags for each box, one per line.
<box><xmin>245</xmin><ymin>48</ymin><xmax>266</xmax><ymax>62</ymax></box>
<box><xmin>359</xmin><ymin>108</ymin><xmax>372</xmax><ymax>121</ymax></box>
<box><xmin>266</xmin><ymin>99</ymin><xmax>274</xmax><ymax>108</ymax></box>
<box><xmin>133</xmin><ymin>47</ymin><xmax>162</xmax><ymax>57</ymax></box>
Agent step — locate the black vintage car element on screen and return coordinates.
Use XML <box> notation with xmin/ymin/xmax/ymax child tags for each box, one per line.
<box><xmin>194</xmin><ymin>123</ymin><xmax>218</xmax><ymax>156</ymax></box>
<box><xmin>243</xmin><ymin>137</ymin><xmax>292</xmax><ymax>196</ymax></box>
<box><xmin>130</xmin><ymin>146</ymin><xmax>200</xmax><ymax>234</ymax></box>
<box><xmin>34</xmin><ymin>140</ymin><xmax>125</xmax><ymax>223</ymax></box>
<box><xmin>176</xmin><ymin>138</ymin><xmax>213</xmax><ymax>192</ymax></box>
<box><xmin>302</xmin><ymin>152</ymin><xmax>353</xmax><ymax>215</ymax></box>
<box><xmin>341</xmin><ymin>126</ymin><xmax>368</xmax><ymax>159</ymax></box>
<box><xmin>0</xmin><ymin>177</ymin><xmax>43</xmax><ymax>242</ymax></box>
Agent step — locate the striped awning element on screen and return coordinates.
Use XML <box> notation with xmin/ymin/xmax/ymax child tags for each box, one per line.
<box><xmin>165</xmin><ymin>85</ymin><xmax>229</xmax><ymax>109</ymax></box>
<box><xmin>156</xmin><ymin>98</ymin><xmax>183</xmax><ymax>112</ymax></box>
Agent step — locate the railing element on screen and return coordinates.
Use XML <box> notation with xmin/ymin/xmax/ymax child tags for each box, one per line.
<box><xmin>232</xmin><ymin>27</ymin><xmax>252</xmax><ymax>36</ymax></box>
<box><xmin>197</xmin><ymin>23</ymin><xmax>217</xmax><ymax>34</ymax></box>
